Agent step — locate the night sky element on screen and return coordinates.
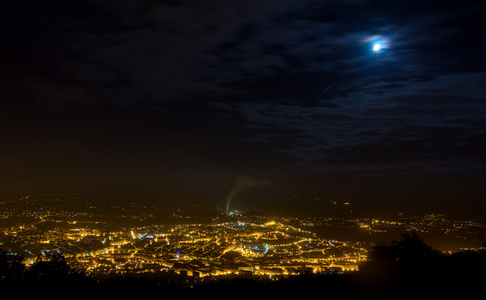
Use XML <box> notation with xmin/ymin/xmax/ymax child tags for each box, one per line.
<box><xmin>1</xmin><ymin>0</ymin><xmax>485</xmax><ymax>220</ymax></box>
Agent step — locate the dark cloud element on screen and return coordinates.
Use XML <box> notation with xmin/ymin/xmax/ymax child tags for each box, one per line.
<box><xmin>214</xmin><ymin>72</ymin><xmax>486</xmax><ymax>174</ymax></box>
<box><xmin>1</xmin><ymin>0</ymin><xmax>485</xmax><ymax>218</ymax></box>
<box><xmin>3</xmin><ymin>0</ymin><xmax>484</xmax><ymax>105</ymax></box>
<box><xmin>2</xmin><ymin>0</ymin><xmax>303</xmax><ymax>107</ymax></box>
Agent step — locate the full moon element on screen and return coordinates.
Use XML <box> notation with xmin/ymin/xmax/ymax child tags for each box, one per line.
<box><xmin>373</xmin><ymin>43</ymin><xmax>381</xmax><ymax>51</ymax></box>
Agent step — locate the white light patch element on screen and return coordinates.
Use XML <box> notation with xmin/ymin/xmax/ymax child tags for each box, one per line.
<box><xmin>365</xmin><ymin>35</ymin><xmax>393</xmax><ymax>54</ymax></box>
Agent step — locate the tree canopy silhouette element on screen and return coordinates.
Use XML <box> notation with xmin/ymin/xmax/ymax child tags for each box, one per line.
<box><xmin>0</xmin><ymin>249</ymin><xmax>24</xmax><ymax>281</ymax></box>
<box><xmin>363</xmin><ymin>232</ymin><xmax>441</xmax><ymax>271</ymax></box>
<box><xmin>356</xmin><ymin>232</ymin><xmax>485</xmax><ymax>298</ymax></box>
<box><xmin>28</xmin><ymin>251</ymin><xmax>72</xmax><ymax>278</ymax></box>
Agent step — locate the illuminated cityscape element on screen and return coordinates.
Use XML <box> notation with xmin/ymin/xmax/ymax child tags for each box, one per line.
<box><xmin>1</xmin><ymin>195</ymin><xmax>484</xmax><ymax>281</ymax></box>
<box><xmin>1</xmin><ymin>1</ymin><xmax>485</xmax><ymax>297</ymax></box>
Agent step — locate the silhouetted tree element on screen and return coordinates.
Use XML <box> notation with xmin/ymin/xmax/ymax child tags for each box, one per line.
<box><xmin>361</xmin><ymin>232</ymin><xmax>441</xmax><ymax>273</ymax></box>
<box><xmin>28</xmin><ymin>251</ymin><xmax>71</xmax><ymax>278</ymax></box>
<box><xmin>0</xmin><ymin>248</ymin><xmax>25</xmax><ymax>281</ymax></box>
<box><xmin>26</xmin><ymin>251</ymin><xmax>90</xmax><ymax>287</ymax></box>
<box><xmin>392</xmin><ymin>232</ymin><xmax>440</xmax><ymax>264</ymax></box>
<box><xmin>22</xmin><ymin>251</ymin><xmax>97</xmax><ymax>296</ymax></box>
<box><xmin>356</xmin><ymin>232</ymin><xmax>445</xmax><ymax>298</ymax></box>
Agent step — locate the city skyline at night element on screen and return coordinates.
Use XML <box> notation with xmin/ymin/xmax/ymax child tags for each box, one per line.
<box><xmin>2</xmin><ymin>2</ymin><xmax>486</xmax><ymax>296</ymax></box>
<box><xmin>1</xmin><ymin>194</ymin><xmax>484</xmax><ymax>276</ymax></box>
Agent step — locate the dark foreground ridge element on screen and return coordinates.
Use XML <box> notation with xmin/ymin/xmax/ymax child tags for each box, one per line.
<box><xmin>1</xmin><ymin>233</ymin><xmax>485</xmax><ymax>299</ymax></box>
